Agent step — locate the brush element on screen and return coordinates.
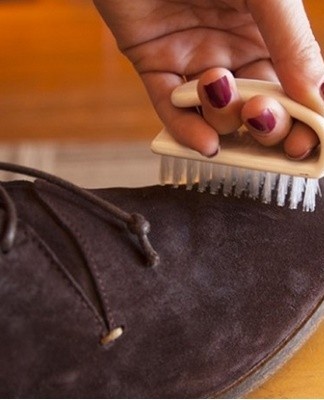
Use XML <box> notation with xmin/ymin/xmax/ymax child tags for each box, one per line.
<box><xmin>151</xmin><ymin>79</ymin><xmax>324</xmax><ymax>212</ymax></box>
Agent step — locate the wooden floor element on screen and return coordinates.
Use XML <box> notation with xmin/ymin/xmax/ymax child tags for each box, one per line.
<box><xmin>1</xmin><ymin>0</ymin><xmax>324</xmax><ymax>398</ymax></box>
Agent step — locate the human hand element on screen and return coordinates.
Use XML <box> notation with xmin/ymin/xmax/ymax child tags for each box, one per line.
<box><xmin>93</xmin><ymin>0</ymin><xmax>324</xmax><ymax>159</ymax></box>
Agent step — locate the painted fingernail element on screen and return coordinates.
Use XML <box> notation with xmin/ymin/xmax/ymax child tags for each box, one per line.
<box><xmin>247</xmin><ymin>109</ymin><xmax>276</xmax><ymax>133</ymax></box>
<box><xmin>204</xmin><ymin>76</ymin><xmax>232</xmax><ymax>108</ymax></box>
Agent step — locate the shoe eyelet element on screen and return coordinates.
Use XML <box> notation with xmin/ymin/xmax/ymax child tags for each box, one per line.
<box><xmin>100</xmin><ymin>326</ymin><xmax>124</xmax><ymax>346</ymax></box>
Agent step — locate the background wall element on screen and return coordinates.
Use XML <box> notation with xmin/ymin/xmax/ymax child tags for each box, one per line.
<box><xmin>0</xmin><ymin>0</ymin><xmax>160</xmax><ymax>142</ymax></box>
<box><xmin>1</xmin><ymin>0</ymin><xmax>323</xmax><ymax>143</ymax></box>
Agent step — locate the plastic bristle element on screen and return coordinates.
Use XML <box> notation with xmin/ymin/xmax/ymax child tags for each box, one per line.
<box><xmin>198</xmin><ymin>162</ymin><xmax>211</xmax><ymax>192</ymax></box>
<box><xmin>289</xmin><ymin>177</ymin><xmax>305</xmax><ymax>209</ymax></box>
<box><xmin>262</xmin><ymin>172</ymin><xmax>276</xmax><ymax>204</ymax></box>
<box><xmin>303</xmin><ymin>178</ymin><xmax>321</xmax><ymax>212</ymax></box>
<box><xmin>160</xmin><ymin>156</ymin><xmax>173</xmax><ymax>185</ymax></box>
<box><xmin>249</xmin><ymin>170</ymin><xmax>264</xmax><ymax>199</ymax></box>
<box><xmin>277</xmin><ymin>174</ymin><xmax>290</xmax><ymax>207</ymax></box>
<box><xmin>172</xmin><ymin>157</ymin><xmax>186</xmax><ymax>187</ymax></box>
<box><xmin>233</xmin><ymin>168</ymin><xmax>249</xmax><ymax>197</ymax></box>
<box><xmin>186</xmin><ymin>159</ymin><xmax>198</xmax><ymax>190</ymax></box>
<box><xmin>210</xmin><ymin>164</ymin><xmax>223</xmax><ymax>194</ymax></box>
<box><xmin>159</xmin><ymin>155</ymin><xmax>321</xmax><ymax>211</ymax></box>
<box><xmin>222</xmin><ymin>166</ymin><xmax>235</xmax><ymax>196</ymax></box>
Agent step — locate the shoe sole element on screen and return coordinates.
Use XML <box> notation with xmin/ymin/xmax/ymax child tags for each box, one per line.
<box><xmin>218</xmin><ymin>294</ymin><xmax>324</xmax><ymax>398</ymax></box>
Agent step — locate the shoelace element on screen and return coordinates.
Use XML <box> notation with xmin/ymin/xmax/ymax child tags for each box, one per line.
<box><xmin>0</xmin><ymin>161</ymin><xmax>160</xmax><ymax>267</ymax></box>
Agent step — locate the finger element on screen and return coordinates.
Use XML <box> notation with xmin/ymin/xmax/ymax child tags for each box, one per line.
<box><xmin>283</xmin><ymin>121</ymin><xmax>320</xmax><ymax>160</ymax></box>
<box><xmin>235</xmin><ymin>58</ymin><xmax>278</xmax><ymax>82</ymax></box>
<box><xmin>248</xmin><ymin>0</ymin><xmax>324</xmax><ymax>115</ymax></box>
<box><xmin>241</xmin><ymin>95</ymin><xmax>293</xmax><ymax>146</ymax></box>
<box><xmin>236</xmin><ymin>59</ymin><xmax>318</xmax><ymax>158</ymax></box>
<box><xmin>141</xmin><ymin>72</ymin><xmax>219</xmax><ymax>157</ymax></box>
<box><xmin>197</xmin><ymin>68</ymin><xmax>244</xmax><ymax>135</ymax></box>
<box><xmin>237</xmin><ymin>60</ymin><xmax>293</xmax><ymax>146</ymax></box>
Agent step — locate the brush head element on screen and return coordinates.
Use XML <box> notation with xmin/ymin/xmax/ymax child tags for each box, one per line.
<box><xmin>151</xmin><ymin>78</ymin><xmax>324</xmax><ymax>212</ymax></box>
<box><xmin>159</xmin><ymin>154</ymin><xmax>321</xmax><ymax>212</ymax></box>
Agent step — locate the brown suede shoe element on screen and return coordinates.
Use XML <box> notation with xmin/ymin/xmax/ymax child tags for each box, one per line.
<box><xmin>1</xmin><ymin>161</ymin><xmax>324</xmax><ymax>398</ymax></box>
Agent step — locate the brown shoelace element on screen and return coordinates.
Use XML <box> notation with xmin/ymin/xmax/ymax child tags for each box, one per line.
<box><xmin>0</xmin><ymin>161</ymin><xmax>160</xmax><ymax>267</ymax></box>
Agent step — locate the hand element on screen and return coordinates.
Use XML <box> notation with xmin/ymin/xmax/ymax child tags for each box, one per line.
<box><xmin>93</xmin><ymin>0</ymin><xmax>324</xmax><ymax>159</ymax></box>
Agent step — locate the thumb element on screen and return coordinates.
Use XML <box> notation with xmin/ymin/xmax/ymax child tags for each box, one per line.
<box><xmin>248</xmin><ymin>0</ymin><xmax>324</xmax><ymax>114</ymax></box>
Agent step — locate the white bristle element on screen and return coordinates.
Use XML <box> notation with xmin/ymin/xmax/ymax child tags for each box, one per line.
<box><xmin>160</xmin><ymin>155</ymin><xmax>173</xmax><ymax>185</ymax></box>
<box><xmin>276</xmin><ymin>174</ymin><xmax>291</xmax><ymax>207</ymax></box>
<box><xmin>302</xmin><ymin>178</ymin><xmax>321</xmax><ymax>212</ymax></box>
<box><xmin>186</xmin><ymin>159</ymin><xmax>198</xmax><ymax>190</ymax></box>
<box><xmin>210</xmin><ymin>164</ymin><xmax>224</xmax><ymax>194</ymax></box>
<box><xmin>289</xmin><ymin>177</ymin><xmax>305</xmax><ymax>209</ymax></box>
<box><xmin>198</xmin><ymin>162</ymin><xmax>211</xmax><ymax>192</ymax></box>
<box><xmin>249</xmin><ymin>170</ymin><xmax>264</xmax><ymax>199</ymax></box>
<box><xmin>223</xmin><ymin>166</ymin><xmax>235</xmax><ymax>196</ymax></box>
<box><xmin>262</xmin><ymin>172</ymin><xmax>276</xmax><ymax>204</ymax></box>
<box><xmin>233</xmin><ymin>167</ymin><xmax>249</xmax><ymax>197</ymax></box>
<box><xmin>172</xmin><ymin>157</ymin><xmax>186</xmax><ymax>187</ymax></box>
<box><xmin>160</xmin><ymin>155</ymin><xmax>322</xmax><ymax>212</ymax></box>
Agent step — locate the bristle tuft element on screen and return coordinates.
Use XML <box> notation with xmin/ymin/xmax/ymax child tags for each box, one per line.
<box><xmin>172</xmin><ymin>158</ymin><xmax>185</xmax><ymax>188</ymax></box>
<box><xmin>276</xmin><ymin>174</ymin><xmax>290</xmax><ymax>207</ymax></box>
<box><xmin>223</xmin><ymin>167</ymin><xmax>235</xmax><ymax>196</ymax></box>
<box><xmin>160</xmin><ymin>156</ymin><xmax>321</xmax><ymax>211</ymax></box>
<box><xmin>160</xmin><ymin>156</ymin><xmax>173</xmax><ymax>185</ymax></box>
<box><xmin>302</xmin><ymin>178</ymin><xmax>321</xmax><ymax>212</ymax></box>
<box><xmin>289</xmin><ymin>177</ymin><xmax>305</xmax><ymax>209</ymax></box>
<box><xmin>210</xmin><ymin>164</ymin><xmax>223</xmax><ymax>194</ymax></box>
<box><xmin>186</xmin><ymin>159</ymin><xmax>198</xmax><ymax>190</ymax></box>
<box><xmin>198</xmin><ymin>162</ymin><xmax>211</xmax><ymax>192</ymax></box>
<box><xmin>262</xmin><ymin>172</ymin><xmax>276</xmax><ymax>204</ymax></box>
<box><xmin>249</xmin><ymin>170</ymin><xmax>264</xmax><ymax>199</ymax></box>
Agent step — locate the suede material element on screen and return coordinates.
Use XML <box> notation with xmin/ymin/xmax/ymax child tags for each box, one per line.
<box><xmin>1</xmin><ymin>179</ymin><xmax>324</xmax><ymax>398</ymax></box>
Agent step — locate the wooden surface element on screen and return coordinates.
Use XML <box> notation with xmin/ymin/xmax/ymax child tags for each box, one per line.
<box><xmin>1</xmin><ymin>0</ymin><xmax>324</xmax><ymax>398</ymax></box>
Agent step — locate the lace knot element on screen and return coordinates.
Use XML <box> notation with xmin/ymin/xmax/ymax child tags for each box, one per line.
<box><xmin>128</xmin><ymin>213</ymin><xmax>150</xmax><ymax>236</ymax></box>
<box><xmin>127</xmin><ymin>213</ymin><xmax>160</xmax><ymax>268</ymax></box>
<box><xmin>0</xmin><ymin>162</ymin><xmax>160</xmax><ymax>267</ymax></box>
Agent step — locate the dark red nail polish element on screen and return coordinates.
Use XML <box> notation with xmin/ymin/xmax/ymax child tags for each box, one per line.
<box><xmin>247</xmin><ymin>109</ymin><xmax>276</xmax><ymax>133</ymax></box>
<box><xmin>204</xmin><ymin>76</ymin><xmax>232</xmax><ymax>108</ymax></box>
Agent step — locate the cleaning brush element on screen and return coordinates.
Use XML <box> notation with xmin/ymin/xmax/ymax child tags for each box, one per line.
<box><xmin>151</xmin><ymin>79</ymin><xmax>324</xmax><ymax>212</ymax></box>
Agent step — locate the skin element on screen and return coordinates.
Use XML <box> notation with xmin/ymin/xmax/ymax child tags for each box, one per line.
<box><xmin>93</xmin><ymin>0</ymin><xmax>324</xmax><ymax>159</ymax></box>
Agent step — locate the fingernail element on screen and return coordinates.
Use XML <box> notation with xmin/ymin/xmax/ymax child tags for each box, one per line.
<box><xmin>247</xmin><ymin>109</ymin><xmax>276</xmax><ymax>133</ymax></box>
<box><xmin>204</xmin><ymin>76</ymin><xmax>232</xmax><ymax>108</ymax></box>
<box><xmin>206</xmin><ymin>147</ymin><xmax>220</xmax><ymax>158</ymax></box>
<box><xmin>286</xmin><ymin>148</ymin><xmax>313</xmax><ymax>161</ymax></box>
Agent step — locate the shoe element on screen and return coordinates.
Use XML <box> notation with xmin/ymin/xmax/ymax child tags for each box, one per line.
<box><xmin>1</xmin><ymin>161</ymin><xmax>324</xmax><ymax>398</ymax></box>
